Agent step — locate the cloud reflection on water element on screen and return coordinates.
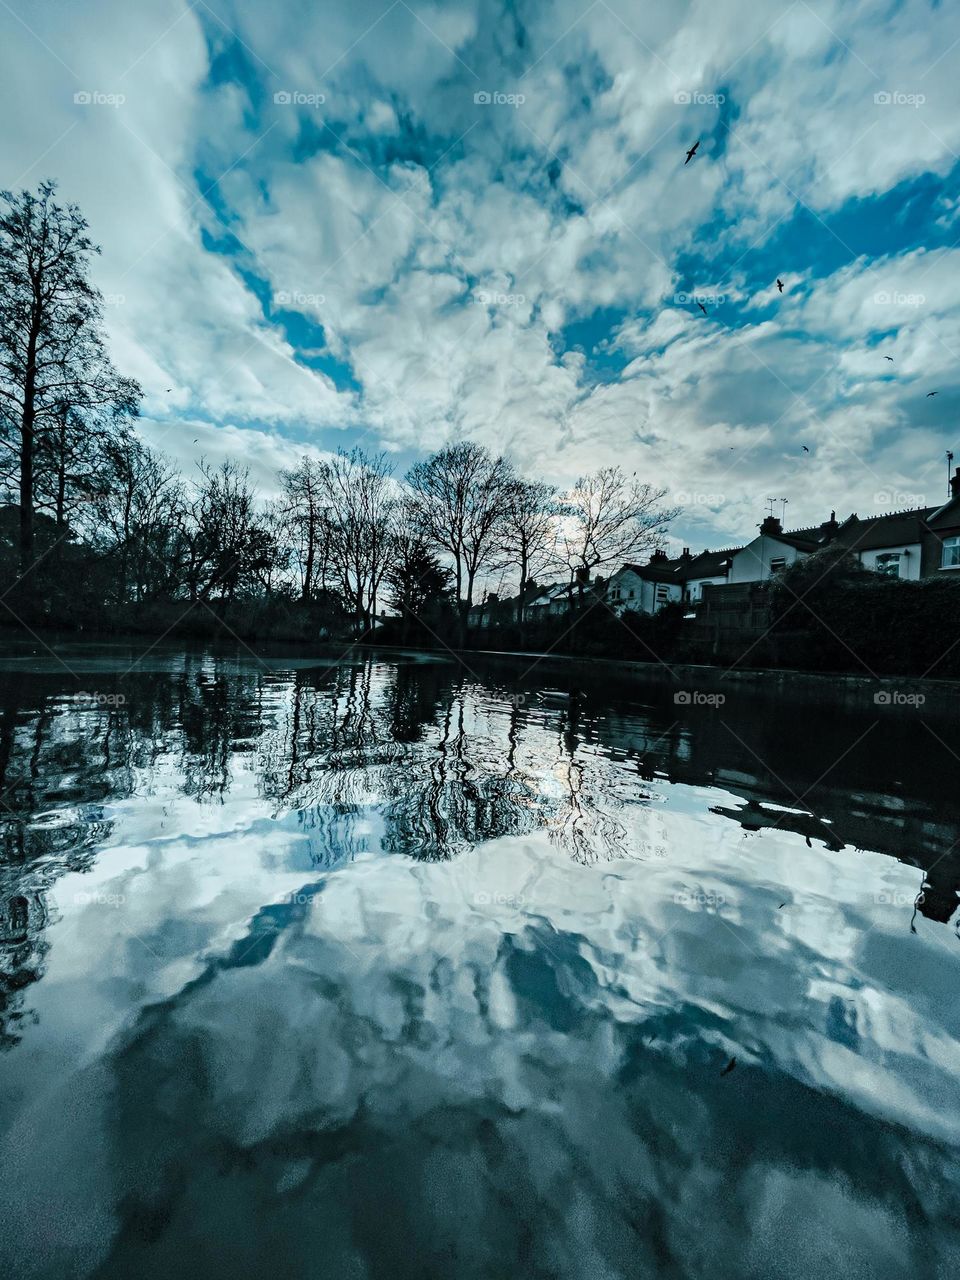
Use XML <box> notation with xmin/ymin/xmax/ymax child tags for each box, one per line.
<box><xmin>0</xmin><ymin>649</ymin><xmax>958</xmax><ymax>1277</ymax></box>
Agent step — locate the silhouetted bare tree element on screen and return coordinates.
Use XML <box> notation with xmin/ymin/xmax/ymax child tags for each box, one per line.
<box><xmin>92</xmin><ymin>435</ymin><xmax>186</xmax><ymax>603</ymax></box>
<box><xmin>556</xmin><ymin>466</ymin><xmax>677</xmax><ymax>595</ymax></box>
<box><xmin>185</xmin><ymin>460</ymin><xmax>275</xmax><ymax>603</ymax></box>
<box><xmin>499</xmin><ymin>477</ymin><xmax>557</xmax><ymax>631</ymax></box>
<box><xmin>320</xmin><ymin>447</ymin><xmax>395</xmax><ymax>630</ymax></box>
<box><xmin>406</xmin><ymin>441</ymin><xmax>514</xmax><ymax>640</ymax></box>
<box><xmin>279</xmin><ymin>456</ymin><xmax>330</xmax><ymax>602</ymax></box>
<box><xmin>0</xmin><ymin>181</ymin><xmax>140</xmax><ymax>573</ymax></box>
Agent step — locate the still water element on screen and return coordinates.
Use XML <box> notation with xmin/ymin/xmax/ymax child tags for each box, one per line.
<box><xmin>0</xmin><ymin>643</ymin><xmax>958</xmax><ymax>1278</ymax></box>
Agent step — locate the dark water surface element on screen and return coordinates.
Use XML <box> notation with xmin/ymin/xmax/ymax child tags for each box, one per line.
<box><xmin>0</xmin><ymin>642</ymin><xmax>958</xmax><ymax>1278</ymax></box>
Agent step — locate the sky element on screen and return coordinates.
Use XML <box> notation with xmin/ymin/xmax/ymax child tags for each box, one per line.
<box><xmin>2</xmin><ymin>0</ymin><xmax>960</xmax><ymax>554</ymax></box>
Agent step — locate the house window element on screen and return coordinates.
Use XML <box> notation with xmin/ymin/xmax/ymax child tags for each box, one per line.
<box><xmin>942</xmin><ymin>537</ymin><xmax>960</xmax><ymax>569</ymax></box>
<box><xmin>655</xmin><ymin>586</ymin><xmax>669</xmax><ymax>603</ymax></box>
<box><xmin>769</xmin><ymin>557</ymin><xmax>786</xmax><ymax>574</ymax></box>
<box><xmin>875</xmin><ymin>552</ymin><xmax>901</xmax><ymax>577</ymax></box>
<box><xmin>628</xmin><ymin>589</ymin><xmax>635</xmax><ymax>598</ymax></box>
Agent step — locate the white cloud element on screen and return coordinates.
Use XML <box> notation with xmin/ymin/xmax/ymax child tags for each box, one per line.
<box><xmin>3</xmin><ymin>0</ymin><xmax>960</xmax><ymax>551</ymax></box>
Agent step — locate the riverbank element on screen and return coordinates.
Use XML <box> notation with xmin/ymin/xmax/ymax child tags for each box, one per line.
<box><xmin>360</xmin><ymin>642</ymin><xmax>960</xmax><ymax>720</ymax></box>
<box><xmin>2</xmin><ymin>628</ymin><xmax>958</xmax><ymax>719</ymax></box>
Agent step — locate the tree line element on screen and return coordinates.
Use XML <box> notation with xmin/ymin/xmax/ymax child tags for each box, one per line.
<box><xmin>0</xmin><ymin>180</ymin><xmax>676</xmax><ymax>642</ymax></box>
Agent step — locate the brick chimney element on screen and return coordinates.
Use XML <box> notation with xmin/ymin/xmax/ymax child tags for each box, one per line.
<box><xmin>819</xmin><ymin>509</ymin><xmax>839</xmax><ymax>541</ymax></box>
<box><xmin>648</xmin><ymin>548</ymin><xmax>669</xmax><ymax>564</ymax></box>
<box><xmin>759</xmin><ymin>514</ymin><xmax>783</xmax><ymax>535</ymax></box>
<box><xmin>680</xmin><ymin>546</ymin><xmax>692</xmax><ymax>560</ymax></box>
<box><xmin>951</xmin><ymin>467</ymin><xmax>960</xmax><ymax>500</ymax></box>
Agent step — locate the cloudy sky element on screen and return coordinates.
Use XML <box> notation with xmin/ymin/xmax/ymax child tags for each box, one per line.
<box><xmin>3</xmin><ymin>0</ymin><xmax>959</xmax><ymax>551</ymax></box>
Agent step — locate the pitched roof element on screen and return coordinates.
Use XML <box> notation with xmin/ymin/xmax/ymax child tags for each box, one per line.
<box><xmin>924</xmin><ymin>495</ymin><xmax>960</xmax><ymax>530</ymax></box>
<box><xmin>774</xmin><ymin>505</ymin><xmax>945</xmax><ymax>554</ymax></box>
<box><xmin>795</xmin><ymin>508</ymin><xmax>936</xmax><ymax>552</ymax></box>
<box><xmin>527</xmin><ymin>581</ymin><xmax>576</xmax><ymax>605</ymax></box>
<box><xmin>685</xmin><ymin>548</ymin><xmax>737</xmax><ymax>577</ymax></box>
<box><xmin>840</xmin><ymin>510</ymin><xmax>935</xmax><ymax>550</ymax></box>
<box><xmin>768</xmin><ymin>532</ymin><xmax>822</xmax><ymax>552</ymax></box>
<box><xmin>781</xmin><ymin>522</ymin><xmax>829</xmax><ymax>543</ymax></box>
<box><xmin>615</xmin><ymin>548</ymin><xmax>741</xmax><ymax>583</ymax></box>
<box><xmin>617</xmin><ymin>557</ymin><xmax>688</xmax><ymax>583</ymax></box>
<box><xmin>553</xmin><ymin>496</ymin><xmax>960</xmax><ymax>604</ymax></box>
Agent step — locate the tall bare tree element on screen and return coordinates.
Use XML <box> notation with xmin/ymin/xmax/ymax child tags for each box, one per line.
<box><xmin>321</xmin><ymin>447</ymin><xmax>395</xmax><ymax>631</ymax></box>
<box><xmin>92</xmin><ymin>436</ymin><xmax>186</xmax><ymax>604</ymax></box>
<box><xmin>556</xmin><ymin>466</ymin><xmax>677</xmax><ymax>594</ymax></box>
<box><xmin>499</xmin><ymin>477</ymin><xmax>557</xmax><ymax>629</ymax></box>
<box><xmin>185</xmin><ymin>460</ymin><xmax>274</xmax><ymax>603</ymax></box>
<box><xmin>0</xmin><ymin>181</ymin><xmax>140</xmax><ymax>573</ymax></box>
<box><xmin>385</xmin><ymin>515</ymin><xmax>453</xmax><ymax>643</ymax></box>
<box><xmin>406</xmin><ymin>441</ymin><xmax>514</xmax><ymax>640</ymax></box>
<box><xmin>279</xmin><ymin>456</ymin><xmax>330</xmax><ymax>602</ymax></box>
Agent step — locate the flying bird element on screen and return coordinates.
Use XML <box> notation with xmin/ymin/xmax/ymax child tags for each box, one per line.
<box><xmin>697</xmin><ymin>301</ymin><xmax>708</xmax><ymax>315</ymax></box>
<box><xmin>776</xmin><ymin>278</ymin><xmax>784</xmax><ymax>293</ymax></box>
<box><xmin>685</xmin><ymin>139</ymin><xmax>700</xmax><ymax>165</ymax></box>
<box><xmin>720</xmin><ymin>1057</ymin><xmax>737</xmax><ymax>1076</ymax></box>
<box><xmin>927</xmin><ymin>391</ymin><xmax>939</xmax><ymax>397</ymax></box>
<box><xmin>778</xmin><ymin>902</ymin><xmax>787</xmax><ymax>909</ymax></box>
<box><xmin>801</xmin><ymin>445</ymin><xmax>810</xmax><ymax>453</ymax></box>
<box><xmin>193</xmin><ymin>438</ymin><xmax>199</xmax><ymax>444</ymax></box>
<box><xmin>884</xmin><ymin>356</ymin><xmax>894</xmax><ymax>362</ymax></box>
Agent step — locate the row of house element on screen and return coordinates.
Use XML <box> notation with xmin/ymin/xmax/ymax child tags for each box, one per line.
<box><xmin>471</xmin><ymin>468</ymin><xmax>960</xmax><ymax>625</ymax></box>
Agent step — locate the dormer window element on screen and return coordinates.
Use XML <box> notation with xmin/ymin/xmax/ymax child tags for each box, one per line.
<box><xmin>942</xmin><ymin>536</ymin><xmax>960</xmax><ymax>569</ymax></box>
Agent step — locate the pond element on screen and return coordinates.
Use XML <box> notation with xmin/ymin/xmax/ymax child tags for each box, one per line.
<box><xmin>0</xmin><ymin>642</ymin><xmax>958</xmax><ymax>1278</ymax></box>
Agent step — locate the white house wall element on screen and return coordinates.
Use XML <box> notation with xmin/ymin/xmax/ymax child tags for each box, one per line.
<box><xmin>728</xmin><ymin>535</ymin><xmax>806</xmax><ymax>584</ymax></box>
<box><xmin>640</xmin><ymin>579</ymin><xmax>682</xmax><ymax>613</ymax></box>
<box><xmin>858</xmin><ymin>543</ymin><xmax>922</xmax><ymax>580</ymax></box>
<box><xmin>606</xmin><ymin>569</ymin><xmax>646</xmax><ymax>614</ymax></box>
<box><xmin>606</xmin><ymin>568</ymin><xmax>681</xmax><ymax>615</ymax></box>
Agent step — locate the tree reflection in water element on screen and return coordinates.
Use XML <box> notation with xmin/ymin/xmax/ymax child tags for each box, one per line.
<box><xmin>0</xmin><ymin>648</ymin><xmax>959</xmax><ymax>1050</ymax></box>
